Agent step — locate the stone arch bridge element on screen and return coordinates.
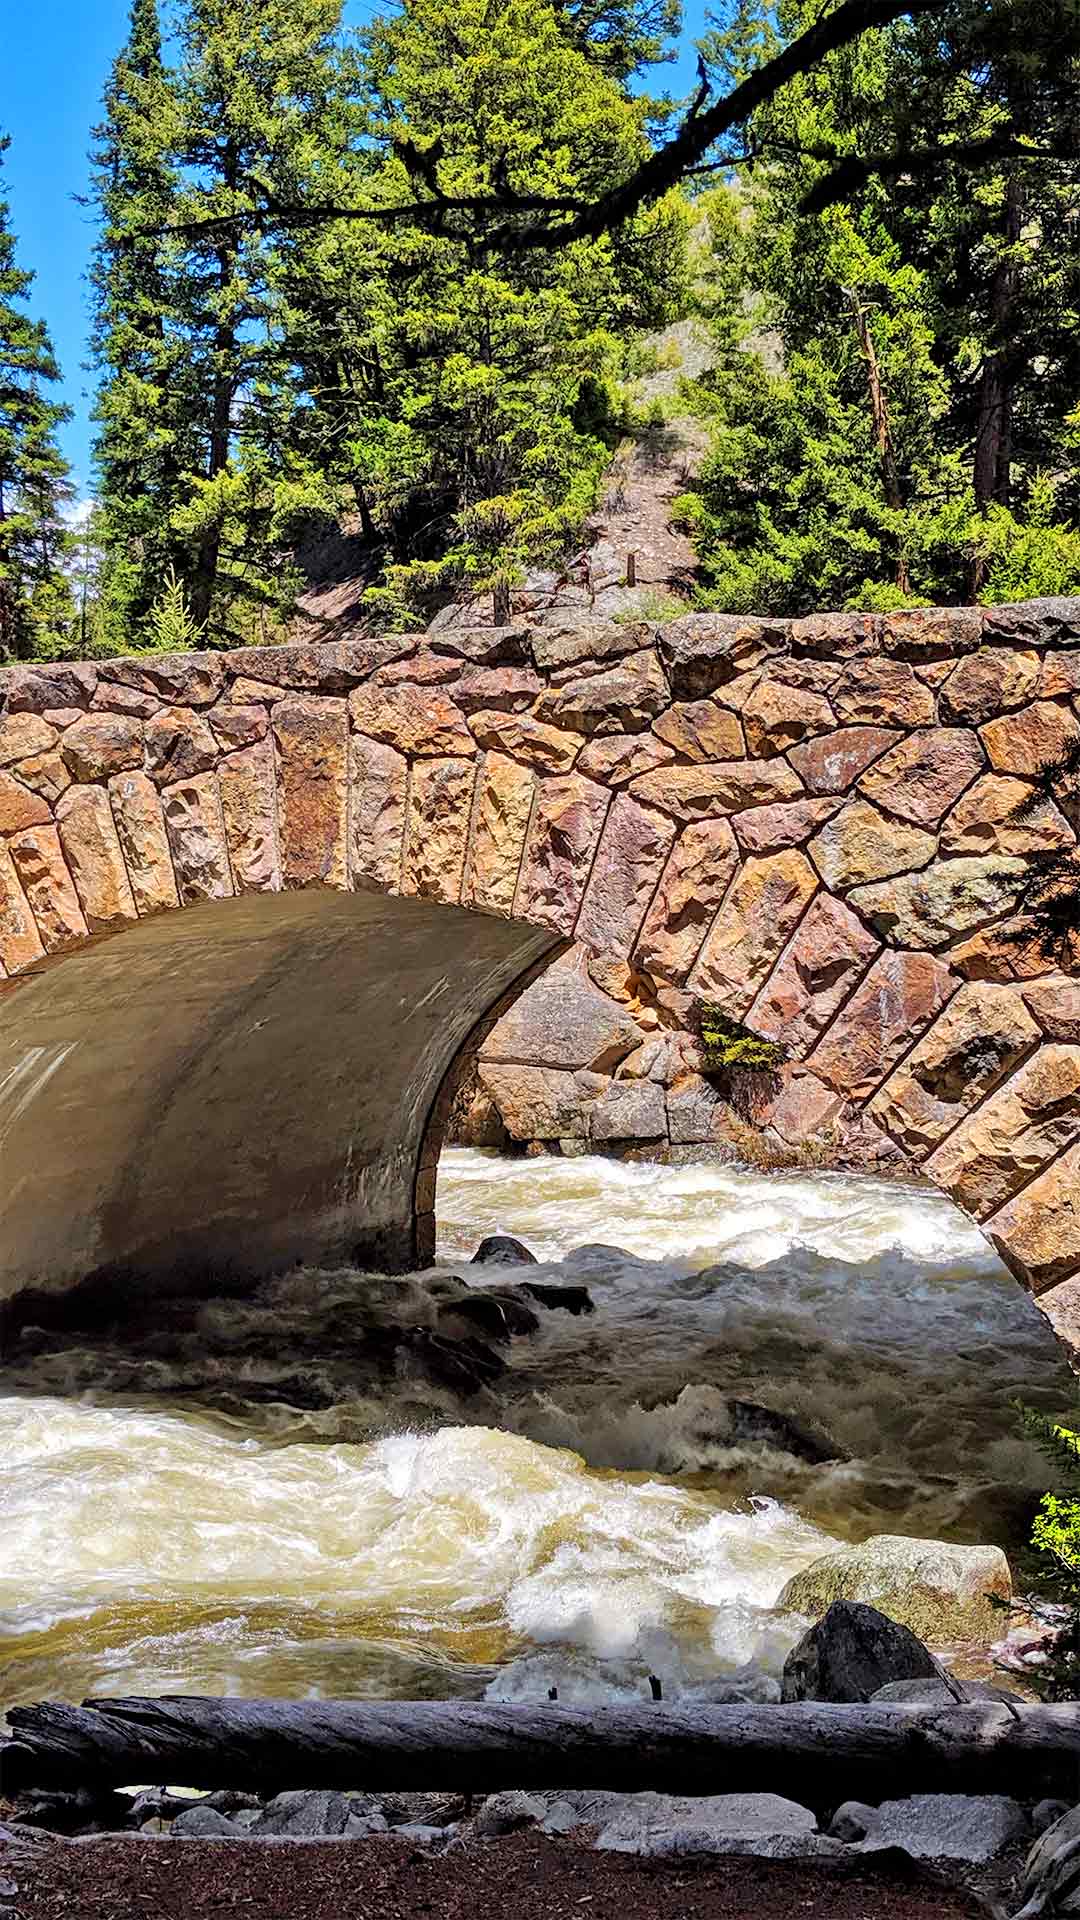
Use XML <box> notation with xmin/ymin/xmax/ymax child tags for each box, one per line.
<box><xmin>2</xmin><ymin>599</ymin><xmax>1079</xmax><ymax>1342</ymax></box>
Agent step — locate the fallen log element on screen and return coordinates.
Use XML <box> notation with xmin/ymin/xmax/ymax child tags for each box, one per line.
<box><xmin>4</xmin><ymin>1698</ymin><xmax>1080</xmax><ymax>1807</ymax></box>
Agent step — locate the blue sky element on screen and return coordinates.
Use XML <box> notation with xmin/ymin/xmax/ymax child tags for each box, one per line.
<box><xmin>3</xmin><ymin>1</ymin><xmax>707</xmax><ymax>498</ymax></box>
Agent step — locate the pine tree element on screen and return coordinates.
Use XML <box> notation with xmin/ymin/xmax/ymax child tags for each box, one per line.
<box><xmin>680</xmin><ymin>0</ymin><xmax>1080</xmax><ymax>612</ymax></box>
<box><xmin>163</xmin><ymin>0</ymin><xmax>352</xmax><ymax>640</ymax></box>
<box><xmin>88</xmin><ymin>0</ymin><xmax>190</xmax><ymax>651</ymax></box>
<box><xmin>0</xmin><ymin>134</ymin><xmax>75</xmax><ymax>662</ymax></box>
<box><xmin>323</xmin><ymin>0</ymin><xmax>690</xmax><ymax>621</ymax></box>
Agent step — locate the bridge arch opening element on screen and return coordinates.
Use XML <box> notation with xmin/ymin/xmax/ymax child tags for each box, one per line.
<box><xmin>0</xmin><ymin>888</ymin><xmax>562</xmax><ymax>1337</ymax></box>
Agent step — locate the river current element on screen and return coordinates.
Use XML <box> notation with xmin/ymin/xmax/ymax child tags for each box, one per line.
<box><xmin>0</xmin><ymin>1149</ymin><xmax>1074</xmax><ymax>1714</ymax></box>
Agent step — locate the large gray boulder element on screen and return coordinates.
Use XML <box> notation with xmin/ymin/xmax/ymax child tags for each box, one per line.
<box><xmin>250</xmin><ymin>1790</ymin><xmax>352</xmax><ymax>1836</ymax></box>
<box><xmin>862</xmin><ymin>1794</ymin><xmax>1029</xmax><ymax>1863</ymax></box>
<box><xmin>781</xmin><ymin>1600</ymin><xmax>938</xmax><ymax>1702</ymax></box>
<box><xmin>594</xmin><ymin>1791</ymin><xmax>835</xmax><ymax>1859</ymax></box>
<box><xmin>1015</xmin><ymin>1804</ymin><xmax>1080</xmax><ymax>1916</ymax></box>
<box><xmin>871</xmin><ymin>1677</ymin><xmax>1023</xmax><ymax>1704</ymax></box>
<box><xmin>777</xmin><ymin>1533</ymin><xmax>1011</xmax><ymax>1641</ymax></box>
<box><xmin>170</xmin><ymin>1805</ymin><xmax>242</xmax><ymax>1838</ymax></box>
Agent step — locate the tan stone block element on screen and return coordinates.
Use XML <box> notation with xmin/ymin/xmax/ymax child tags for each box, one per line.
<box><xmin>869</xmin><ymin>982</ymin><xmax>1041</xmax><ymax>1159</ymax></box>
<box><xmin>0</xmin><ymin>770</ymin><xmax>52</xmax><ymax>835</ymax></box>
<box><xmin>477</xmin><ymin>1061</ymin><xmax>590</xmax><ymax>1140</ymax></box>
<box><xmin>208</xmin><ymin>703</ymin><xmax>269</xmax><ymax>750</ymax></box>
<box><xmin>219</xmin><ymin>740</ymin><xmax>282</xmax><ymax>894</ymax></box>
<box><xmin>981</xmin><ymin>700</ymin><xmax>1080</xmax><ymax>778</ymax></box>
<box><xmin>1022</xmin><ymin>974</ymin><xmax>1080</xmax><ymax>1042</ymax></box>
<box><xmin>531</xmin><ymin>619</ymin><xmax>646</xmax><ymax>674</ymax></box>
<box><xmin>454</xmin><ymin>666</ymin><xmax>542</xmax><ymax>713</ymax></box>
<box><xmin>748</xmin><ymin>893</ymin><xmax>879</xmax><ymax>1056</ymax></box>
<box><xmin>230</xmin><ymin>676</ymin><xmax>289</xmax><ymax>704</ymax></box>
<box><xmin>940</xmin><ymin>649</ymin><xmax>1040</xmax><ymax>724</ymax></box>
<box><xmin>732</xmin><ymin>797</ymin><xmax>841</xmax><ymax>855</ymax></box>
<box><xmin>144</xmin><ymin>705</ymin><xmax>219</xmax><ymax>786</ymax></box>
<box><xmin>349</xmin><ymin>733</ymin><xmax>408</xmax><ymax>894</ymax></box>
<box><xmin>100</xmin><ymin>651</ymin><xmax>225</xmax><ymax>707</ymax></box>
<box><xmin>403</xmin><ymin>757</ymin><xmax>476</xmax><ymax>904</ymax></box>
<box><xmin>468</xmin><ymin>709</ymin><xmax>583</xmax><ymax>773</ymax></box>
<box><xmin>850</xmin><ymin>856</ymin><xmax>1027</xmax><ymax>950</ymax></box>
<box><xmin>659</xmin><ymin>612</ymin><xmax>787</xmax><ymax>696</ymax></box>
<box><xmin>787</xmin><ymin>725</ymin><xmax>901</xmax><ymax>794</ymax></box>
<box><xmin>577</xmin><ymin>733</ymin><xmax>675</xmax><ymax>785</ymax></box>
<box><xmin>629</xmin><ymin>757</ymin><xmax>802</xmax><ymax>820</ymax></box>
<box><xmin>91</xmin><ymin>681</ymin><xmax>159</xmax><ymax>719</ymax></box>
<box><xmin>741</xmin><ymin>678</ymin><xmax>836</xmax><ymax>756</ymax></box>
<box><xmin>653</xmin><ymin>700</ymin><xmax>745</xmax><ymax>762</ymax></box>
<box><xmin>372</xmin><ymin>648</ymin><xmax>464</xmax><ymax>688</ymax></box>
<box><xmin>880</xmin><ymin>605</ymin><xmax>983</xmax><ymax>659</ymax></box>
<box><xmin>161</xmin><ymin>773</ymin><xmax>234</xmax><ymax>905</ymax></box>
<box><xmin>634</xmin><ymin>820</ymin><xmax>739</xmax><ymax>983</ymax></box>
<box><xmin>482</xmin><ymin>945</ymin><xmax>638</xmax><ymax>1069</ymax></box>
<box><xmin>0</xmin><ymin>713</ymin><xmax>56</xmax><ymax>766</ymax></box>
<box><xmin>273</xmin><ymin>698</ymin><xmax>348</xmax><ymax>888</ymax></box>
<box><xmin>941</xmin><ymin>774</ymin><xmax>1074</xmax><ymax>857</ymax></box>
<box><xmin>577</xmin><ymin>793</ymin><xmax>677</xmax><ymax>956</ymax></box>
<box><xmin>225</xmin><ymin>634</ymin><xmax>414</xmax><ymax>692</ymax></box>
<box><xmin>464</xmin><ymin>752</ymin><xmax>535</xmax><ymax>915</ymax></box>
<box><xmin>808</xmin><ymin>798</ymin><xmax>937</xmax><ymax>890</ymax></box>
<box><xmin>55</xmin><ymin>784</ymin><xmax>138</xmax><ymax>932</ymax></box>
<box><xmin>858</xmin><ymin>727</ymin><xmax>984</xmax><ymax>828</ymax></box>
<box><xmin>688</xmin><ymin>849</ymin><xmax>818</xmax><ymax>1017</ymax></box>
<box><xmin>108</xmin><ymin>771</ymin><xmax>180</xmax><ymax>916</ymax></box>
<box><xmin>534</xmin><ymin>648</ymin><xmax>669</xmax><ymax>735</ymax></box>
<box><xmin>989</xmin><ymin>1141</ymin><xmax>1080</xmax><ymax>1294</ymax></box>
<box><xmin>59</xmin><ymin>712</ymin><xmax>145</xmax><ymax>784</ymax></box>
<box><xmin>831</xmin><ymin>659</ymin><xmax>936</xmax><ymax>728</ymax></box>
<box><xmin>1039</xmin><ymin>652</ymin><xmax>1080</xmax><ymax>700</ymax></box>
<box><xmin>790</xmin><ymin>611</ymin><xmax>879</xmax><ymax>659</ymax></box>
<box><xmin>515</xmin><ymin>772</ymin><xmax>610</xmax><ymax>935</ymax></box>
<box><xmin>0</xmin><ymin>842</ymin><xmax>46</xmax><ymax>972</ymax></box>
<box><xmin>14</xmin><ymin>749</ymin><xmax>71</xmax><ymax>807</ymax></box>
<box><xmin>928</xmin><ymin>1045</ymin><xmax>1080</xmax><ymax>1220</ymax></box>
<box><xmin>808</xmin><ymin>949</ymin><xmax>955</xmax><ymax>1100</ymax></box>
<box><xmin>767</xmin><ymin>1069</ymin><xmax>847</xmax><ymax>1145</ymax></box>
<box><xmin>2</xmin><ymin>662</ymin><xmax>97</xmax><ymax>714</ymax></box>
<box><xmin>8</xmin><ymin>825</ymin><xmax>87</xmax><ymax>953</ymax></box>
<box><xmin>348</xmin><ymin>682</ymin><xmax>473</xmax><ymax>758</ymax></box>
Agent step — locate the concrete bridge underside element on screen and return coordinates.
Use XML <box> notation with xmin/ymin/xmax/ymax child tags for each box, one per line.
<box><xmin>0</xmin><ymin>891</ymin><xmax>558</xmax><ymax>1331</ymax></box>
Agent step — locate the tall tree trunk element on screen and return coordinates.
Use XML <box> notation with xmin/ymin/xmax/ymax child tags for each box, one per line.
<box><xmin>189</xmin><ymin>271</ymin><xmax>235</xmax><ymax>630</ymax></box>
<box><xmin>845</xmin><ymin>286</ymin><xmax>910</xmax><ymax>594</ymax></box>
<box><xmin>973</xmin><ymin>175</ymin><xmax>1022</xmax><ymax>516</ymax></box>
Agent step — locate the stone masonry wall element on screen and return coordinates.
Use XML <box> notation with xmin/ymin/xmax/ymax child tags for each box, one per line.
<box><xmin>2</xmin><ymin>600</ymin><xmax>1080</xmax><ymax>1330</ymax></box>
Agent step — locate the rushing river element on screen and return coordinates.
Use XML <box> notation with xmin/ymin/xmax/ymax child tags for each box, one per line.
<box><xmin>0</xmin><ymin>1149</ymin><xmax>1074</xmax><ymax>1714</ymax></box>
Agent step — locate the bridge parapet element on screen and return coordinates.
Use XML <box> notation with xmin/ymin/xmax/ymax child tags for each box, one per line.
<box><xmin>2</xmin><ymin>599</ymin><xmax>1080</xmax><ymax>1332</ymax></box>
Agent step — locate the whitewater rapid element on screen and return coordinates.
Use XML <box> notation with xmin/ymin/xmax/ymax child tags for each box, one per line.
<box><xmin>0</xmin><ymin>1150</ymin><xmax>1073</xmax><ymax>1712</ymax></box>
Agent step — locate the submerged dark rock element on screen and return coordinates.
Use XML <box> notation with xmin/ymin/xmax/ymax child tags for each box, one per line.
<box><xmin>727</xmin><ymin>1400</ymin><xmax>839</xmax><ymax>1465</ymax></box>
<box><xmin>404</xmin><ymin>1328</ymin><xmax>506</xmax><ymax>1394</ymax></box>
<box><xmin>781</xmin><ymin>1600</ymin><xmax>938</xmax><ymax>1703</ymax></box>
<box><xmin>520</xmin><ymin>1281</ymin><xmax>595</xmax><ymax>1316</ymax></box>
<box><xmin>471</xmin><ymin>1235</ymin><xmax>538</xmax><ymax>1267</ymax></box>
<box><xmin>437</xmin><ymin>1290</ymin><xmax>541</xmax><ymax>1342</ymax></box>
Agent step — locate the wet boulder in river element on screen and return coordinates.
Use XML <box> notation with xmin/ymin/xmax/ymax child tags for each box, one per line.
<box><xmin>520</xmin><ymin>1280</ymin><xmax>595</xmax><ymax>1316</ymax></box>
<box><xmin>781</xmin><ymin>1599</ymin><xmax>939</xmax><ymax>1702</ymax></box>
<box><xmin>403</xmin><ymin>1328</ymin><xmax>506</xmax><ymax>1394</ymax></box>
<box><xmin>471</xmin><ymin>1234</ymin><xmax>538</xmax><ymax>1266</ymax></box>
<box><xmin>436</xmin><ymin>1289</ymin><xmax>541</xmax><ymax>1342</ymax></box>
<box><xmin>777</xmin><ymin>1533</ymin><xmax>1011</xmax><ymax>1642</ymax></box>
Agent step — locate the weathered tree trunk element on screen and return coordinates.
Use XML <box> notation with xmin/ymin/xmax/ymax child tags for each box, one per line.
<box><xmin>5</xmin><ymin>1698</ymin><xmax>1080</xmax><ymax>1808</ymax></box>
<box><xmin>973</xmin><ymin>175</ymin><xmax>1023</xmax><ymax>518</ymax></box>
<box><xmin>845</xmin><ymin>286</ymin><xmax>910</xmax><ymax>595</ymax></box>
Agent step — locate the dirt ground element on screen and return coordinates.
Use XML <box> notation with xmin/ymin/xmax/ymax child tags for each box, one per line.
<box><xmin>0</xmin><ymin>1828</ymin><xmax>997</xmax><ymax>1920</ymax></box>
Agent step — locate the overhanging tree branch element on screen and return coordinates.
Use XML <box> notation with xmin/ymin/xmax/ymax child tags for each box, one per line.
<box><xmin>144</xmin><ymin>0</ymin><xmax>949</xmax><ymax>251</ymax></box>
